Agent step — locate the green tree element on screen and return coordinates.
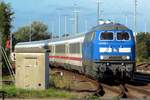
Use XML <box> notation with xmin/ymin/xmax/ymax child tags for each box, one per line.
<box><xmin>14</xmin><ymin>26</ymin><xmax>31</xmax><ymax>42</ymax></box>
<box><xmin>136</xmin><ymin>32</ymin><xmax>150</xmax><ymax>62</ymax></box>
<box><xmin>0</xmin><ymin>2</ymin><xmax>13</xmax><ymax>49</ymax></box>
<box><xmin>14</xmin><ymin>21</ymin><xmax>51</xmax><ymax>44</ymax></box>
<box><xmin>31</xmin><ymin>21</ymin><xmax>51</xmax><ymax>41</ymax></box>
<box><xmin>0</xmin><ymin>2</ymin><xmax>14</xmax><ymax>69</ymax></box>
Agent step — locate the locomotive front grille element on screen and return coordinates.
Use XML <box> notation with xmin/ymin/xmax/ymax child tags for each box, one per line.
<box><xmin>100</xmin><ymin>55</ymin><xmax>130</xmax><ymax>61</ymax></box>
<box><xmin>109</xmin><ymin>56</ymin><xmax>122</xmax><ymax>60</ymax></box>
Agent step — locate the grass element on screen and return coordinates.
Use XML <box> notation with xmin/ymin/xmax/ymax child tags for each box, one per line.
<box><xmin>0</xmin><ymin>84</ymin><xmax>75</xmax><ymax>99</ymax></box>
<box><xmin>0</xmin><ymin>84</ymin><xmax>103</xmax><ymax>99</ymax></box>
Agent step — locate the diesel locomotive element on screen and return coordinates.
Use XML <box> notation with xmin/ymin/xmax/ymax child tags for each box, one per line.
<box><xmin>15</xmin><ymin>22</ymin><xmax>136</xmax><ymax>80</ymax></box>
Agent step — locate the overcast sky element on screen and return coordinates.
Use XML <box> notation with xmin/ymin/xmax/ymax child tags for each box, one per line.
<box><xmin>4</xmin><ymin>0</ymin><xmax>150</xmax><ymax>36</ymax></box>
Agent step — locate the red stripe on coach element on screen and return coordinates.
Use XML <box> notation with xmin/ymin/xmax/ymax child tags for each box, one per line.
<box><xmin>49</xmin><ymin>56</ymin><xmax>82</xmax><ymax>61</ymax></box>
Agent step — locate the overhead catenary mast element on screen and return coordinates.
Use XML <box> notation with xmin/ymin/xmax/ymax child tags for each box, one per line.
<box><xmin>69</xmin><ymin>17</ymin><xmax>75</xmax><ymax>35</ymax></box>
<box><xmin>56</xmin><ymin>8</ymin><xmax>63</xmax><ymax>38</ymax></box>
<box><xmin>59</xmin><ymin>14</ymin><xmax>61</xmax><ymax>38</ymax></box>
<box><xmin>64</xmin><ymin>15</ymin><xmax>68</xmax><ymax>36</ymax></box>
<box><xmin>125</xmin><ymin>15</ymin><xmax>128</xmax><ymax>26</ymax></box>
<box><xmin>73</xmin><ymin>3</ymin><xmax>80</xmax><ymax>34</ymax></box>
<box><xmin>51</xmin><ymin>21</ymin><xmax>54</xmax><ymax>39</ymax></box>
<box><xmin>96</xmin><ymin>0</ymin><xmax>103</xmax><ymax>25</ymax></box>
<box><xmin>84</xmin><ymin>19</ymin><xmax>88</xmax><ymax>32</ymax></box>
<box><xmin>144</xmin><ymin>18</ymin><xmax>147</xmax><ymax>34</ymax></box>
<box><xmin>29</xmin><ymin>24</ymin><xmax>32</xmax><ymax>42</ymax></box>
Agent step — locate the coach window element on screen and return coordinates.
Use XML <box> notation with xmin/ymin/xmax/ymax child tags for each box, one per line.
<box><xmin>55</xmin><ymin>44</ymin><xmax>65</xmax><ymax>53</ymax></box>
<box><xmin>100</xmin><ymin>32</ymin><xmax>113</xmax><ymax>40</ymax></box>
<box><xmin>69</xmin><ymin>43</ymin><xmax>80</xmax><ymax>54</ymax></box>
<box><xmin>117</xmin><ymin>32</ymin><xmax>130</xmax><ymax>40</ymax></box>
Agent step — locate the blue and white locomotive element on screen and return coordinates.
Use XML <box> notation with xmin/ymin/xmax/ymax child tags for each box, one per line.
<box><xmin>15</xmin><ymin>22</ymin><xmax>136</xmax><ymax>80</ymax></box>
<box><xmin>82</xmin><ymin>23</ymin><xmax>135</xmax><ymax>79</ymax></box>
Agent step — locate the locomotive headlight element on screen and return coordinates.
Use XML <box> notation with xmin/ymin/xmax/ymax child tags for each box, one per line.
<box><xmin>126</xmin><ymin>56</ymin><xmax>130</xmax><ymax>60</ymax></box>
<box><xmin>100</xmin><ymin>55</ymin><xmax>109</xmax><ymax>60</ymax></box>
<box><xmin>100</xmin><ymin>56</ymin><xmax>104</xmax><ymax>59</ymax></box>
<box><xmin>122</xmin><ymin>56</ymin><xmax>130</xmax><ymax>60</ymax></box>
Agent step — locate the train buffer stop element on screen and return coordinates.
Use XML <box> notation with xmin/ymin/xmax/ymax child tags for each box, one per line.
<box><xmin>15</xmin><ymin>43</ymin><xmax>49</xmax><ymax>90</ymax></box>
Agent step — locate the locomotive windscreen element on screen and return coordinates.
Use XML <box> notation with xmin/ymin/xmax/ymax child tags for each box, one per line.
<box><xmin>100</xmin><ymin>32</ymin><xmax>113</xmax><ymax>40</ymax></box>
<box><xmin>117</xmin><ymin>32</ymin><xmax>130</xmax><ymax>40</ymax></box>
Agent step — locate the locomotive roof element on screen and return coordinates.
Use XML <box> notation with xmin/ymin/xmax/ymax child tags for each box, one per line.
<box><xmin>90</xmin><ymin>23</ymin><xmax>130</xmax><ymax>31</ymax></box>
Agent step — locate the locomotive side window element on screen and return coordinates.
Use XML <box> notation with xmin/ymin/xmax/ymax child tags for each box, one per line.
<box><xmin>100</xmin><ymin>32</ymin><xmax>113</xmax><ymax>40</ymax></box>
<box><xmin>85</xmin><ymin>32</ymin><xmax>95</xmax><ymax>41</ymax></box>
<box><xmin>55</xmin><ymin>44</ymin><xmax>65</xmax><ymax>53</ymax></box>
<box><xmin>69</xmin><ymin>43</ymin><xmax>80</xmax><ymax>54</ymax></box>
<box><xmin>117</xmin><ymin>32</ymin><xmax>130</xmax><ymax>40</ymax></box>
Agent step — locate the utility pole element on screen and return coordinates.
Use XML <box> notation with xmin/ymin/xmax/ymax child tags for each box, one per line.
<box><xmin>134</xmin><ymin>0</ymin><xmax>137</xmax><ymax>40</ymax></box>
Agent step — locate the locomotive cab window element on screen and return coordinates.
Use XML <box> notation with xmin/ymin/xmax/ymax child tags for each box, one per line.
<box><xmin>100</xmin><ymin>32</ymin><xmax>113</xmax><ymax>40</ymax></box>
<box><xmin>117</xmin><ymin>32</ymin><xmax>130</xmax><ymax>40</ymax></box>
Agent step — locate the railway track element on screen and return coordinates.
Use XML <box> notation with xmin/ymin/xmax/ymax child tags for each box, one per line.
<box><xmin>134</xmin><ymin>72</ymin><xmax>150</xmax><ymax>83</ymax></box>
<box><xmin>99</xmin><ymin>83</ymin><xmax>129</xmax><ymax>97</ymax></box>
<box><xmin>125</xmin><ymin>84</ymin><xmax>150</xmax><ymax>97</ymax></box>
<box><xmin>136</xmin><ymin>63</ymin><xmax>150</xmax><ymax>68</ymax></box>
<box><xmin>136</xmin><ymin>63</ymin><xmax>150</xmax><ymax>74</ymax></box>
<box><xmin>100</xmin><ymin>78</ymin><xmax>150</xmax><ymax>98</ymax></box>
<box><xmin>50</xmin><ymin>67</ymin><xmax>150</xmax><ymax>98</ymax></box>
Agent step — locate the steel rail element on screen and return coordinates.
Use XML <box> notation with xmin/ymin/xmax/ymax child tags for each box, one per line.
<box><xmin>126</xmin><ymin>84</ymin><xmax>150</xmax><ymax>96</ymax></box>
